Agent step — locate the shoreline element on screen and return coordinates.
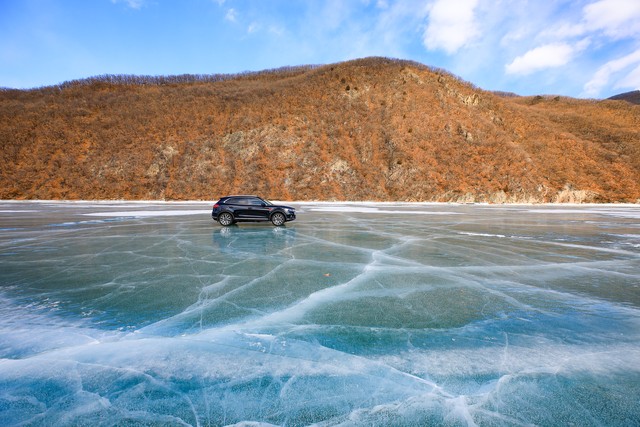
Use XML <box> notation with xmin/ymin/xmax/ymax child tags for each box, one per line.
<box><xmin>1</xmin><ymin>199</ymin><xmax>639</xmax><ymax>207</ymax></box>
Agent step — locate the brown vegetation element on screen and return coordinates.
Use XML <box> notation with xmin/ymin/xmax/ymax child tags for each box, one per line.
<box><xmin>1</xmin><ymin>57</ymin><xmax>639</xmax><ymax>202</ymax></box>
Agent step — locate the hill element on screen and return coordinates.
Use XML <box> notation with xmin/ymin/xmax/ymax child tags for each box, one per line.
<box><xmin>1</xmin><ymin>57</ymin><xmax>639</xmax><ymax>203</ymax></box>
<box><xmin>608</xmin><ymin>90</ymin><xmax>640</xmax><ymax>105</ymax></box>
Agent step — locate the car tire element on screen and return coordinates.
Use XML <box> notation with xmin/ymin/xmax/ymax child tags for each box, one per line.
<box><xmin>218</xmin><ymin>212</ymin><xmax>234</xmax><ymax>226</ymax></box>
<box><xmin>271</xmin><ymin>212</ymin><xmax>286</xmax><ymax>226</ymax></box>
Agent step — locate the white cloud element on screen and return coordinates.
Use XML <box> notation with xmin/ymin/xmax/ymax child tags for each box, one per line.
<box><xmin>423</xmin><ymin>0</ymin><xmax>479</xmax><ymax>54</ymax></box>
<box><xmin>505</xmin><ymin>43</ymin><xmax>576</xmax><ymax>75</ymax></box>
<box><xmin>584</xmin><ymin>49</ymin><xmax>640</xmax><ymax>96</ymax></box>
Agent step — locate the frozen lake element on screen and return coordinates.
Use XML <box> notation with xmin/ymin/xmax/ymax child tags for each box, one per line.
<box><xmin>1</xmin><ymin>201</ymin><xmax>639</xmax><ymax>426</ymax></box>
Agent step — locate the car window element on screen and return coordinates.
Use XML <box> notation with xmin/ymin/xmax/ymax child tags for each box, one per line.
<box><xmin>225</xmin><ymin>198</ymin><xmax>245</xmax><ymax>205</ymax></box>
<box><xmin>248</xmin><ymin>198</ymin><xmax>264</xmax><ymax>206</ymax></box>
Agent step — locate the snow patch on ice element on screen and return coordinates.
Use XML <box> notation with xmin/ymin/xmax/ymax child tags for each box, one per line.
<box><xmin>526</xmin><ymin>208</ymin><xmax>640</xmax><ymax>219</ymax></box>
<box><xmin>84</xmin><ymin>210</ymin><xmax>208</xmax><ymax>218</ymax></box>
<box><xmin>308</xmin><ymin>206</ymin><xmax>462</xmax><ymax>215</ymax></box>
<box><xmin>458</xmin><ymin>232</ymin><xmax>507</xmax><ymax>238</ymax></box>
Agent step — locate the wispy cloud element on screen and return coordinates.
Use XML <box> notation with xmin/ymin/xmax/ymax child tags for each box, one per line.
<box><xmin>574</xmin><ymin>0</ymin><xmax>640</xmax><ymax>95</ymax></box>
<box><xmin>545</xmin><ymin>0</ymin><xmax>640</xmax><ymax>39</ymax></box>
<box><xmin>582</xmin><ymin>0</ymin><xmax>640</xmax><ymax>38</ymax></box>
<box><xmin>4</xmin><ymin>0</ymin><xmax>640</xmax><ymax>97</ymax></box>
<box><xmin>615</xmin><ymin>64</ymin><xmax>640</xmax><ymax>90</ymax></box>
<box><xmin>584</xmin><ymin>49</ymin><xmax>640</xmax><ymax>96</ymax></box>
<box><xmin>225</xmin><ymin>8</ymin><xmax>237</xmax><ymax>23</ymax></box>
<box><xmin>110</xmin><ymin>0</ymin><xmax>145</xmax><ymax>10</ymax></box>
<box><xmin>247</xmin><ymin>22</ymin><xmax>260</xmax><ymax>34</ymax></box>
<box><xmin>268</xmin><ymin>25</ymin><xmax>285</xmax><ymax>37</ymax></box>
<box><xmin>494</xmin><ymin>0</ymin><xmax>640</xmax><ymax>95</ymax></box>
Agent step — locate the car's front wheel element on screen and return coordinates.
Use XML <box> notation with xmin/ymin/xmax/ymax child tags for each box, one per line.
<box><xmin>271</xmin><ymin>212</ymin><xmax>286</xmax><ymax>226</ymax></box>
<box><xmin>218</xmin><ymin>212</ymin><xmax>234</xmax><ymax>226</ymax></box>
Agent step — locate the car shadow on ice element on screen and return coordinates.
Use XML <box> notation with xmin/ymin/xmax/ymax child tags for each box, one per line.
<box><xmin>212</xmin><ymin>225</ymin><xmax>297</xmax><ymax>256</ymax></box>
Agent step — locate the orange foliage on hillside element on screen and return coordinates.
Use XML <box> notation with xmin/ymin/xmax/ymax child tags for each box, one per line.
<box><xmin>1</xmin><ymin>57</ymin><xmax>639</xmax><ymax>202</ymax></box>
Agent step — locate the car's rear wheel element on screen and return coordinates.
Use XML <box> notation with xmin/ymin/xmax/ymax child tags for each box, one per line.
<box><xmin>218</xmin><ymin>212</ymin><xmax>234</xmax><ymax>226</ymax></box>
<box><xmin>271</xmin><ymin>212</ymin><xmax>286</xmax><ymax>226</ymax></box>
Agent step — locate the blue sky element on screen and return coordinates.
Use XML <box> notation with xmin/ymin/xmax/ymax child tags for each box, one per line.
<box><xmin>1</xmin><ymin>0</ymin><xmax>640</xmax><ymax>98</ymax></box>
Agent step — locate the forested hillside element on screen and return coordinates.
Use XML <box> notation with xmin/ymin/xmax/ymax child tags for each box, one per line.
<box><xmin>1</xmin><ymin>57</ymin><xmax>639</xmax><ymax>202</ymax></box>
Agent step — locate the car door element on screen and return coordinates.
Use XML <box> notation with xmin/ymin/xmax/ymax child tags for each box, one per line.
<box><xmin>246</xmin><ymin>197</ymin><xmax>270</xmax><ymax>220</ymax></box>
<box><xmin>229</xmin><ymin>197</ymin><xmax>250</xmax><ymax>219</ymax></box>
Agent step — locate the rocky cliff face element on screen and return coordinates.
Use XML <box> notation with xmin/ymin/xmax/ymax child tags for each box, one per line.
<box><xmin>1</xmin><ymin>57</ymin><xmax>639</xmax><ymax>202</ymax></box>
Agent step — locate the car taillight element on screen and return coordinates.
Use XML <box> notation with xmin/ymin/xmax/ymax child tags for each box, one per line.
<box><xmin>213</xmin><ymin>204</ymin><xmax>219</xmax><ymax>209</ymax></box>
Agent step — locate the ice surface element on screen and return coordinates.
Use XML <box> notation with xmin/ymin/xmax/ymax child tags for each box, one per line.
<box><xmin>1</xmin><ymin>201</ymin><xmax>639</xmax><ymax>426</ymax></box>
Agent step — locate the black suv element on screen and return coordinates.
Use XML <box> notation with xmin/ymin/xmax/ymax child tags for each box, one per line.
<box><xmin>212</xmin><ymin>196</ymin><xmax>296</xmax><ymax>226</ymax></box>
